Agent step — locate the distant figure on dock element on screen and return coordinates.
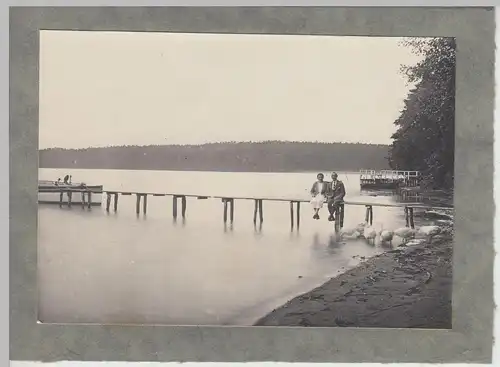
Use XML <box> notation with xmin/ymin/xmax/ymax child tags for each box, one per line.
<box><xmin>327</xmin><ymin>172</ymin><xmax>346</xmax><ymax>222</ymax></box>
<box><xmin>55</xmin><ymin>178</ymin><xmax>61</xmax><ymax>186</ymax></box>
<box><xmin>310</xmin><ymin>173</ymin><xmax>328</xmax><ymax>220</ymax></box>
<box><xmin>63</xmin><ymin>175</ymin><xmax>71</xmax><ymax>185</ymax></box>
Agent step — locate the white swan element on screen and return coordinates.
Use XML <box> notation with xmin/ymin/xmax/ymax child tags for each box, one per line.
<box><xmin>379</xmin><ymin>229</ymin><xmax>394</xmax><ymax>245</ymax></box>
<box><xmin>376</xmin><ymin>224</ymin><xmax>394</xmax><ymax>245</ymax></box>
<box><xmin>418</xmin><ymin>225</ymin><xmax>441</xmax><ymax>243</ymax></box>
<box><xmin>363</xmin><ymin>225</ymin><xmax>377</xmax><ymax>244</ymax></box>
<box><xmin>341</xmin><ymin>230</ymin><xmax>362</xmax><ymax>240</ymax></box>
<box><xmin>355</xmin><ymin>222</ymin><xmax>367</xmax><ymax>233</ymax></box>
<box><xmin>393</xmin><ymin>227</ymin><xmax>417</xmax><ymax>244</ymax></box>
<box><xmin>340</xmin><ymin>228</ymin><xmax>361</xmax><ymax>240</ymax></box>
<box><xmin>340</xmin><ymin>227</ymin><xmax>358</xmax><ymax>236</ymax></box>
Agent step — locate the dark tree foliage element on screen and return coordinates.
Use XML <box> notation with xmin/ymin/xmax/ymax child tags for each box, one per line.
<box><xmin>388</xmin><ymin>38</ymin><xmax>456</xmax><ymax>189</ymax></box>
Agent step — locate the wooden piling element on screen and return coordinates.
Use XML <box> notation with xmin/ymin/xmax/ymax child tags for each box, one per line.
<box><xmin>404</xmin><ymin>207</ymin><xmax>409</xmax><ymax>227</ymax></box>
<box><xmin>81</xmin><ymin>192</ymin><xmax>86</xmax><ymax>208</ymax></box>
<box><xmin>106</xmin><ymin>193</ymin><xmax>111</xmax><ymax>212</ymax></box>
<box><xmin>339</xmin><ymin>204</ymin><xmax>344</xmax><ymax>228</ymax></box>
<box><xmin>113</xmin><ymin>193</ymin><xmax>119</xmax><ymax>211</ymax></box>
<box><xmin>181</xmin><ymin>196</ymin><xmax>187</xmax><ymax>218</ymax></box>
<box><xmin>253</xmin><ymin>200</ymin><xmax>258</xmax><ymax>224</ymax></box>
<box><xmin>136</xmin><ymin>194</ymin><xmax>141</xmax><ymax>214</ymax></box>
<box><xmin>229</xmin><ymin>199</ymin><xmax>234</xmax><ymax>223</ymax></box>
<box><xmin>409</xmin><ymin>207</ymin><xmax>415</xmax><ymax>229</ymax></box>
<box><xmin>258</xmin><ymin>199</ymin><xmax>263</xmax><ymax>223</ymax></box>
<box><xmin>143</xmin><ymin>194</ymin><xmax>148</xmax><ymax>214</ymax></box>
<box><xmin>365</xmin><ymin>205</ymin><xmax>373</xmax><ymax>225</ymax></box>
<box><xmin>59</xmin><ymin>192</ymin><xmax>63</xmax><ymax>208</ymax></box>
<box><xmin>67</xmin><ymin>192</ymin><xmax>72</xmax><ymax>208</ymax></box>
<box><xmin>87</xmin><ymin>192</ymin><xmax>92</xmax><ymax>209</ymax></box>
<box><xmin>223</xmin><ymin>199</ymin><xmax>228</xmax><ymax>223</ymax></box>
<box><xmin>296</xmin><ymin>201</ymin><xmax>300</xmax><ymax>229</ymax></box>
<box><xmin>290</xmin><ymin>201</ymin><xmax>294</xmax><ymax>230</ymax></box>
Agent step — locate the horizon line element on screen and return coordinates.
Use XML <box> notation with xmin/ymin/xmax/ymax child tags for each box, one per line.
<box><xmin>39</xmin><ymin>140</ymin><xmax>392</xmax><ymax>150</ymax></box>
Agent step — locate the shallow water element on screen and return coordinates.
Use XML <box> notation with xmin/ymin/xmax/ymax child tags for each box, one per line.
<box><xmin>38</xmin><ymin>169</ymin><xmax>418</xmax><ymax>325</ymax></box>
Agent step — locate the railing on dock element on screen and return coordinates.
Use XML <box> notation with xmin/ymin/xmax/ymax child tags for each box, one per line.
<box><xmin>359</xmin><ymin>169</ymin><xmax>421</xmax><ymax>189</ymax></box>
<box><xmin>40</xmin><ymin>187</ymin><xmax>452</xmax><ymax>233</ymax></box>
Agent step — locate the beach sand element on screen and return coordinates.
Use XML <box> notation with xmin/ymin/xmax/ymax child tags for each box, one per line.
<box><xmin>254</xmin><ymin>231</ymin><xmax>452</xmax><ymax>328</ymax></box>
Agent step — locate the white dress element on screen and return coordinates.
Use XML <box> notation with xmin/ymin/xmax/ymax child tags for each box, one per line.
<box><xmin>310</xmin><ymin>182</ymin><xmax>325</xmax><ymax>209</ymax></box>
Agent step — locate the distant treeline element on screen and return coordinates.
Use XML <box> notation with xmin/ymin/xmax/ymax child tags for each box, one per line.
<box><xmin>39</xmin><ymin>141</ymin><xmax>390</xmax><ymax>172</ymax></box>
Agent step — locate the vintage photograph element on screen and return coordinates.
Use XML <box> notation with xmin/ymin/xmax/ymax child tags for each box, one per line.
<box><xmin>38</xmin><ymin>30</ymin><xmax>455</xmax><ymax>328</ymax></box>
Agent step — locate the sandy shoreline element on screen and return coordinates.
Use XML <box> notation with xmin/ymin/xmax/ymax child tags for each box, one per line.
<box><xmin>254</xmin><ymin>229</ymin><xmax>452</xmax><ymax>328</ymax></box>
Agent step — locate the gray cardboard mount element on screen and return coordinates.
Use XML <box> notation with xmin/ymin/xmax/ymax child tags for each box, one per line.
<box><xmin>10</xmin><ymin>6</ymin><xmax>495</xmax><ymax>363</ymax></box>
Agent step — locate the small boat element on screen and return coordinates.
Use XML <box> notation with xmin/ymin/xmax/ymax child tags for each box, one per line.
<box><xmin>38</xmin><ymin>180</ymin><xmax>103</xmax><ymax>206</ymax></box>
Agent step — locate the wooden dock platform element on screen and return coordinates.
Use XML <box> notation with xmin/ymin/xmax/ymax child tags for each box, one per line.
<box><xmin>38</xmin><ymin>186</ymin><xmax>452</xmax><ymax>233</ymax></box>
<box><xmin>359</xmin><ymin>170</ymin><xmax>421</xmax><ymax>190</ymax></box>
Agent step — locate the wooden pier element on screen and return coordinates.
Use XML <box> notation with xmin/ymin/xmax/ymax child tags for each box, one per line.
<box><xmin>41</xmin><ymin>187</ymin><xmax>451</xmax><ymax>233</ymax></box>
<box><xmin>359</xmin><ymin>169</ymin><xmax>421</xmax><ymax>190</ymax></box>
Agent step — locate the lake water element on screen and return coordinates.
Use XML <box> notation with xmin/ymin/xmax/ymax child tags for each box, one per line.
<box><xmin>38</xmin><ymin>169</ymin><xmax>418</xmax><ymax>326</ymax></box>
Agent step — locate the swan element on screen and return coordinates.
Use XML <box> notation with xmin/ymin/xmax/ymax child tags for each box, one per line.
<box><xmin>418</xmin><ymin>225</ymin><xmax>441</xmax><ymax>243</ymax></box>
<box><xmin>340</xmin><ymin>227</ymin><xmax>358</xmax><ymax>236</ymax></box>
<box><xmin>340</xmin><ymin>229</ymin><xmax>361</xmax><ymax>240</ymax></box>
<box><xmin>393</xmin><ymin>227</ymin><xmax>417</xmax><ymax>244</ymax></box>
<box><xmin>379</xmin><ymin>229</ymin><xmax>394</xmax><ymax>245</ymax></box>
<box><xmin>363</xmin><ymin>225</ymin><xmax>377</xmax><ymax>244</ymax></box>
<box><xmin>376</xmin><ymin>224</ymin><xmax>394</xmax><ymax>245</ymax></box>
<box><xmin>355</xmin><ymin>222</ymin><xmax>367</xmax><ymax>233</ymax></box>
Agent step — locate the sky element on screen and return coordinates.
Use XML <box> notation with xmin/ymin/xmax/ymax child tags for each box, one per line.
<box><xmin>39</xmin><ymin>31</ymin><xmax>423</xmax><ymax>149</ymax></box>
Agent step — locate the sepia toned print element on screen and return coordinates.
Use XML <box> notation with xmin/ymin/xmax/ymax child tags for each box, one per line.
<box><xmin>38</xmin><ymin>30</ymin><xmax>455</xmax><ymax>328</ymax></box>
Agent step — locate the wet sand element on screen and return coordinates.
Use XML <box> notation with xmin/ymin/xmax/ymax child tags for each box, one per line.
<box><xmin>254</xmin><ymin>230</ymin><xmax>453</xmax><ymax>328</ymax></box>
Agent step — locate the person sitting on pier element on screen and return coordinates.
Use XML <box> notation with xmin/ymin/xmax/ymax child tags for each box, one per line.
<box><xmin>310</xmin><ymin>173</ymin><xmax>328</xmax><ymax>220</ymax></box>
<box><xmin>55</xmin><ymin>178</ymin><xmax>61</xmax><ymax>186</ymax></box>
<box><xmin>327</xmin><ymin>172</ymin><xmax>346</xmax><ymax>222</ymax></box>
<box><xmin>63</xmin><ymin>174</ymin><xmax>71</xmax><ymax>185</ymax></box>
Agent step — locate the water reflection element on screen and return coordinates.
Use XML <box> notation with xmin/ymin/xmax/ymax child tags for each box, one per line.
<box><xmin>223</xmin><ymin>223</ymin><xmax>234</xmax><ymax>233</ymax></box>
<box><xmin>396</xmin><ymin>192</ymin><xmax>424</xmax><ymax>203</ymax></box>
<box><xmin>327</xmin><ymin>233</ymin><xmax>342</xmax><ymax>248</ymax></box>
<box><xmin>312</xmin><ymin>233</ymin><xmax>322</xmax><ymax>249</ymax></box>
<box><xmin>379</xmin><ymin>240</ymin><xmax>395</xmax><ymax>250</ymax></box>
<box><xmin>172</xmin><ymin>217</ymin><xmax>186</xmax><ymax>227</ymax></box>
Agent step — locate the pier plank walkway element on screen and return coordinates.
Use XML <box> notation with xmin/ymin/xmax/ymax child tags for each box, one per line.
<box><xmin>43</xmin><ymin>187</ymin><xmax>449</xmax><ymax>209</ymax></box>
<box><xmin>40</xmin><ymin>187</ymin><xmax>452</xmax><ymax>233</ymax></box>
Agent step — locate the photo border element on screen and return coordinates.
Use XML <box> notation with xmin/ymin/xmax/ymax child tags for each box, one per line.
<box><xmin>9</xmin><ymin>6</ymin><xmax>495</xmax><ymax>363</ymax></box>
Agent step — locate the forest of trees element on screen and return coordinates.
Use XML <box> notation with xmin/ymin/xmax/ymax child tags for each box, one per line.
<box><xmin>39</xmin><ymin>141</ymin><xmax>390</xmax><ymax>172</ymax></box>
<box><xmin>388</xmin><ymin>38</ymin><xmax>456</xmax><ymax>190</ymax></box>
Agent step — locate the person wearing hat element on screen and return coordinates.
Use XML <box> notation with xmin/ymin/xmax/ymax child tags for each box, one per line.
<box><xmin>309</xmin><ymin>173</ymin><xmax>328</xmax><ymax>220</ymax></box>
<box><xmin>327</xmin><ymin>172</ymin><xmax>346</xmax><ymax>221</ymax></box>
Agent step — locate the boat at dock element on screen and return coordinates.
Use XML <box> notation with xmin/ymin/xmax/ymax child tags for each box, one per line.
<box><xmin>38</xmin><ymin>180</ymin><xmax>103</xmax><ymax>206</ymax></box>
<box><xmin>359</xmin><ymin>170</ymin><xmax>420</xmax><ymax>190</ymax></box>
